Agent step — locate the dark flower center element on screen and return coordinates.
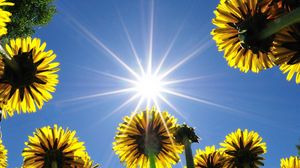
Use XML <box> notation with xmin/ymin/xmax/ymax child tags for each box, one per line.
<box><xmin>2</xmin><ymin>49</ymin><xmax>36</xmax><ymax>88</ymax></box>
<box><xmin>44</xmin><ymin>149</ymin><xmax>64</xmax><ymax>168</ymax></box>
<box><xmin>206</xmin><ymin>153</ymin><xmax>224</xmax><ymax>168</ymax></box>
<box><xmin>0</xmin><ymin>49</ymin><xmax>47</xmax><ymax>100</ymax></box>
<box><xmin>133</xmin><ymin>122</ymin><xmax>163</xmax><ymax>156</ymax></box>
<box><xmin>225</xmin><ymin>138</ymin><xmax>265</xmax><ymax>168</ymax></box>
<box><xmin>234</xmin><ymin>12</ymin><xmax>274</xmax><ymax>54</ymax></box>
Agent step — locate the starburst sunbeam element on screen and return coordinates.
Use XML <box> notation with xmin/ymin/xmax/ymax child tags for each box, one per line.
<box><xmin>69</xmin><ymin>17</ymin><xmax>140</xmax><ymax>79</ymax></box>
<box><xmin>71</xmin><ymin>64</ymin><xmax>137</xmax><ymax>84</ymax></box>
<box><xmin>162</xmin><ymin>89</ymin><xmax>240</xmax><ymax>112</ymax></box>
<box><xmin>147</xmin><ymin>0</ymin><xmax>155</xmax><ymax>74</ymax></box>
<box><xmin>159</xmin><ymin>39</ymin><xmax>213</xmax><ymax>80</ymax></box>
<box><xmin>57</xmin><ymin>88</ymin><xmax>136</xmax><ymax>104</ymax></box>
<box><xmin>100</xmin><ymin>93</ymin><xmax>141</xmax><ymax>123</ymax></box>
<box><xmin>158</xmin><ymin>94</ymin><xmax>186</xmax><ymax>120</ymax></box>
<box><xmin>117</xmin><ymin>8</ymin><xmax>145</xmax><ymax>76</ymax></box>
<box><xmin>154</xmin><ymin>9</ymin><xmax>190</xmax><ymax>76</ymax></box>
<box><xmin>162</xmin><ymin>76</ymin><xmax>216</xmax><ymax>85</ymax></box>
<box><xmin>63</xmin><ymin>2</ymin><xmax>251</xmax><ymax>126</ymax></box>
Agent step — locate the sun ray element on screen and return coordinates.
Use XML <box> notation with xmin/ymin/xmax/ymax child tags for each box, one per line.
<box><xmin>158</xmin><ymin>94</ymin><xmax>186</xmax><ymax>120</ymax></box>
<box><xmin>154</xmin><ymin>103</ymin><xmax>185</xmax><ymax>168</ymax></box>
<box><xmin>162</xmin><ymin>88</ymin><xmax>243</xmax><ymax>114</ymax></box>
<box><xmin>97</xmin><ymin>72</ymin><xmax>137</xmax><ymax>84</ymax></box>
<box><xmin>100</xmin><ymin>93</ymin><xmax>141</xmax><ymax>122</ymax></box>
<box><xmin>103</xmin><ymin>150</ymin><xmax>116</xmax><ymax>168</ymax></box>
<box><xmin>133</xmin><ymin>96</ymin><xmax>145</xmax><ymax>113</ymax></box>
<box><xmin>153</xmin><ymin>97</ymin><xmax>161</xmax><ymax>112</ymax></box>
<box><xmin>162</xmin><ymin>76</ymin><xmax>210</xmax><ymax>85</ymax></box>
<box><xmin>57</xmin><ymin>88</ymin><xmax>136</xmax><ymax>103</ymax></box>
<box><xmin>122</xmin><ymin>96</ymin><xmax>145</xmax><ymax>135</ymax></box>
<box><xmin>154</xmin><ymin>14</ymin><xmax>187</xmax><ymax>76</ymax></box>
<box><xmin>159</xmin><ymin>39</ymin><xmax>213</xmax><ymax>80</ymax></box>
<box><xmin>69</xmin><ymin>17</ymin><xmax>140</xmax><ymax>79</ymax></box>
<box><xmin>117</xmin><ymin>8</ymin><xmax>145</xmax><ymax>76</ymax></box>
<box><xmin>147</xmin><ymin>0</ymin><xmax>155</xmax><ymax>74</ymax></box>
<box><xmin>146</xmin><ymin>98</ymin><xmax>151</xmax><ymax>109</ymax></box>
<box><xmin>69</xmin><ymin>64</ymin><xmax>137</xmax><ymax>84</ymax></box>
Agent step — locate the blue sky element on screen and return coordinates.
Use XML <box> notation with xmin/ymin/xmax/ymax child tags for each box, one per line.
<box><xmin>2</xmin><ymin>0</ymin><xmax>300</xmax><ymax>167</ymax></box>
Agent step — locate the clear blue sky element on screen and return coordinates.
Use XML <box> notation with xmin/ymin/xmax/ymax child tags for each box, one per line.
<box><xmin>3</xmin><ymin>0</ymin><xmax>300</xmax><ymax>167</ymax></box>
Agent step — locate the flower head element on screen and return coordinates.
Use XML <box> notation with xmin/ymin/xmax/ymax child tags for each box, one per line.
<box><xmin>0</xmin><ymin>0</ymin><xmax>14</xmax><ymax>37</ymax></box>
<box><xmin>220</xmin><ymin>129</ymin><xmax>266</xmax><ymax>168</ymax></box>
<box><xmin>280</xmin><ymin>156</ymin><xmax>300</xmax><ymax>168</ymax></box>
<box><xmin>272</xmin><ymin>24</ymin><xmax>300</xmax><ymax>83</ymax></box>
<box><xmin>194</xmin><ymin>146</ymin><xmax>225</xmax><ymax>168</ymax></box>
<box><xmin>113</xmin><ymin>107</ymin><xmax>183</xmax><ymax>168</ymax></box>
<box><xmin>174</xmin><ymin>123</ymin><xmax>199</xmax><ymax>144</ymax></box>
<box><xmin>211</xmin><ymin>0</ymin><xmax>277</xmax><ymax>73</ymax></box>
<box><xmin>0</xmin><ymin>37</ymin><xmax>59</xmax><ymax>118</ymax></box>
<box><xmin>0</xmin><ymin>139</ymin><xmax>7</xmax><ymax>168</ymax></box>
<box><xmin>22</xmin><ymin>125</ymin><xmax>88</xmax><ymax>168</ymax></box>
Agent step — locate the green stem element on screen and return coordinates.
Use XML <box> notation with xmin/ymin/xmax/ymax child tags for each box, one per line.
<box><xmin>183</xmin><ymin>137</ymin><xmax>195</xmax><ymax>168</ymax></box>
<box><xmin>51</xmin><ymin>161</ymin><xmax>58</xmax><ymax>168</ymax></box>
<box><xmin>149</xmin><ymin>153</ymin><xmax>156</xmax><ymax>168</ymax></box>
<box><xmin>259</xmin><ymin>7</ymin><xmax>300</xmax><ymax>39</ymax></box>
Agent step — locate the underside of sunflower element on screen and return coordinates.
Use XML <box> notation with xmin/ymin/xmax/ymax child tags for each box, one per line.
<box><xmin>0</xmin><ymin>37</ymin><xmax>59</xmax><ymax>118</ymax></box>
<box><xmin>220</xmin><ymin>129</ymin><xmax>266</xmax><ymax>168</ymax></box>
<box><xmin>22</xmin><ymin>125</ymin><xmax>89</xmax><ymax>168</ymax></box>
<box><xmin>113</xmin><ymin>108</ymin><xmax>183</xmax><ymax>168</ymax></box>
<box><xmin>212</xmin><ymin>0</ymin><xmax>278</xmax><ymax>73</ymax></box>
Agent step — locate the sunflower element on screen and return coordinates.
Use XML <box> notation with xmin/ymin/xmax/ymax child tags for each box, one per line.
<box><xmin>0</xmin><ymin>139</ymin><xmax>7</xmax><ymax>168</ymax></box>
<box><xmin>0</xmin><ymin>37</ymin><xmax>59</xmax><ymax>118</ymax></box>
<box><xmin>220</xmin><ymin>129</ymin><xmax>266</xmax><ymax>168</ymax></box>
<box><xmin>194</xmin><ymin>146</ymin><xmax>225</xmax><ymax>168</ymax></box>
<box><xmin>0</xmin><ymin>0</ymin><xmax>13</xmax><ymax>37</ymax></box>
<box><xmin>211</xmin><ymin>0</ymin><xmax>277</xmax><ymax>73</ymax></box>
<box><xmin>272</xmin><ymin>24</ymin><xmax>300</xmax><ymax>84</ymax></box>
<box><xmin>113</xmin><ymin>108</ymin><xmax>183</xmax><ymax>168</ymax></box>
<box><xmin>22</xmin><ymin>125</ymin><xmax>88</xmax><ymax>168</ymax></box>
<box><xmin>280</xmin><ymin>156</ymin><xmax>300</xmax><ymax>168</ymax></box>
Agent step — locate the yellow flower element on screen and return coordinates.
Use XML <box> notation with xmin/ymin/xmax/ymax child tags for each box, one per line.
<box><xmin>0</xmin><ymin>139</ymin><xmax>7</xmax><ymax>168</ymax></box>
<box><xmin>280</xmin><ymin>156</ymin><xmax>300</xmax><ymax>168</ymax></box>
<box><xmin>113</xmin><ymin>107</ymin><xmax>183</xmax><ymax>168</ymax></box>
<box><xmin>0</xmin><ymin>0</ymin><xmax>13</xmax><ymax>37</ymax></box>
<box><xmin>76</xmin><ymin>152</ymin><xmax>100</xmax><ymax>168</ymax></box>
<box><xmin>194</xmin><ymin>146</ymin><xmax>225</xmax><ymax>168</ymax></box>
<box><xmin>0</xmin><ymin>37</ymin><xmax>59</xmax><ymax>118</ymax></box>
<box><xmin>220</xmin><ymin>129</ymin><xmax>266</xmax><ymax>168</ymax></box>
<box><xmin>22</xmin><ymin>125</ymin><xmax>87</xmax><ymax>168</ymax></box>
<box><xmin>272</xmin><ymin>24</ymin><xmax>300</xmax><ymax>84</ymax></box>
<box><xmin>211</xmin><ymin>0</ymin><xmax>277</xmax><ymax>73</ymax></box>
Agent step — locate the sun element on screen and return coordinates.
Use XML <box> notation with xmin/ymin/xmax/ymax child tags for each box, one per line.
<box><xmin>134</xmin><ymin>72</ymin><xmax>164</xmax><ymax>104</ymax></box>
